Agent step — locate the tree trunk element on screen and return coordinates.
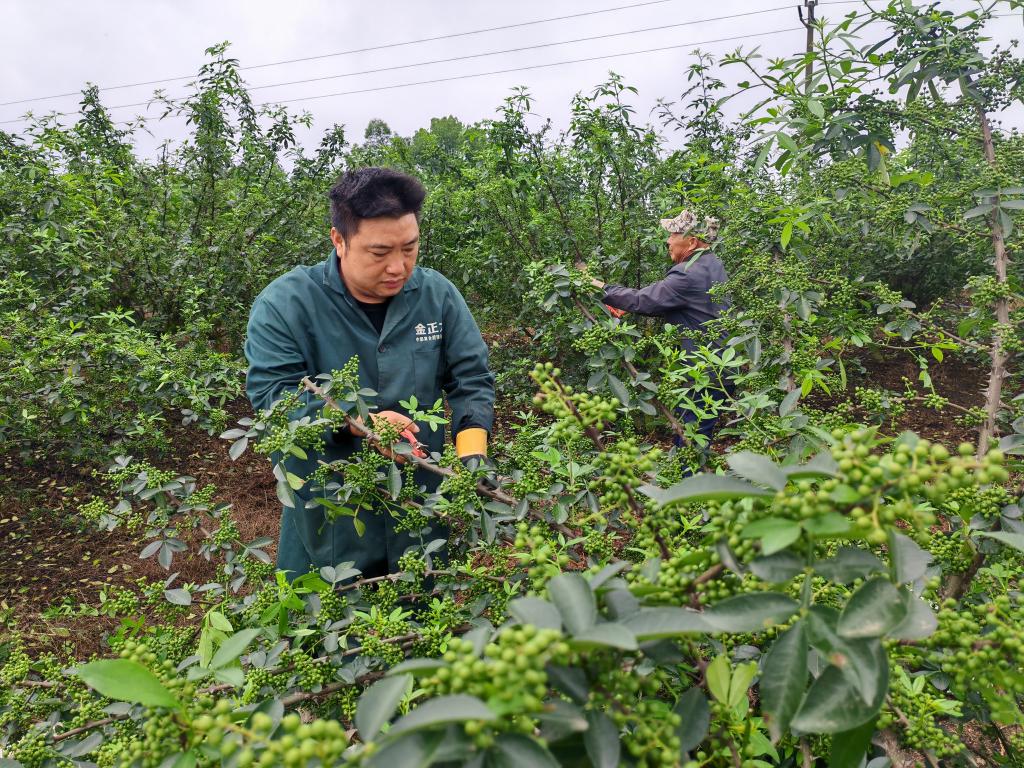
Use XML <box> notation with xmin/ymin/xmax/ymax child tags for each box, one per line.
<box><xmin>976</xmin><ymin>106</ymin><xmax>1011</xmax><ymax>458</ymax></box>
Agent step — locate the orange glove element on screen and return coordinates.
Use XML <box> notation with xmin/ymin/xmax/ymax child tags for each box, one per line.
<box><xmin>605</xmin><ymin>304</ymin><xmax>627</xmax><ymax>319</ymax></box>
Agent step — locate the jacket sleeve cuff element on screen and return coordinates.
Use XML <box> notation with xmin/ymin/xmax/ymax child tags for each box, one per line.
<box><xmin>455</xmin><ymin>427</ymin><xmax>488</xmax><ymax>458</ymax></box>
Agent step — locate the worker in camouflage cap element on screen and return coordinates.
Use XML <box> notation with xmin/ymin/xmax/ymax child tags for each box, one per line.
<box><xmin>658</xmin><ymin>209</ymin><xmax>721</xmax><ymax>242</ymax></box>
<box><xmin>583</xmin><ymin>208</ymin><xmax>733</xmax><ymax>456</ymax></box>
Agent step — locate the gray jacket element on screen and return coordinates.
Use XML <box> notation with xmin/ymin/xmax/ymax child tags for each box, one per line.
<box><xmin>602</xmin><ymin>251</ymin><xmax>730</xmax><ymax>352</ymax></box>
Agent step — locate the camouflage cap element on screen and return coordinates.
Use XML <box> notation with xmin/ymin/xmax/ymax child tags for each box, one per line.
<box><xmin>659</xmin><ymin>209</ymin><xmax>720</xmax><ymax>242</ymax></box>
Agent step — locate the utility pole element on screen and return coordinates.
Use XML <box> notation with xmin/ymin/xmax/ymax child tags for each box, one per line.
<box><xmin>800</xmin><ymin>0</ymin><xmax>817</xmax><ymax>95</ymax></box>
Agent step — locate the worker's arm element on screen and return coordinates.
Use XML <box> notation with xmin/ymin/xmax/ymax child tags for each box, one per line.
<box><xmin>602</xmin><ymin>267</ymin><xmax>696</xmax><ymax>317</ymax></box>
<box><xmin>244</xmin><ymin>298</ymin><xmax>353</xmax><ymax>448</ymax></box>
<box><xmin>440</xmin><ymin>286</ymin><xmax>496</xmax><ymax>453</ymax></box>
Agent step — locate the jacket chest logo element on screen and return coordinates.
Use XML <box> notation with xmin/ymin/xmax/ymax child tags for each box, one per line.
<box><xmin>414</xmin><ymin>321</ymin><xmax>443</xmax><ymax>342</ymax></box>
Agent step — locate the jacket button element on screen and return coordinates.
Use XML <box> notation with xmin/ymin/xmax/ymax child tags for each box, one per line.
<box><xmin>378</xmin><ymin>344</ymin><xmax>387</xmax><ymax>353</ymax></box>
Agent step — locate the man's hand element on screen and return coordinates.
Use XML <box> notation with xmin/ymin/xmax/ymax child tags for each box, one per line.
<box><xmin>352</xmin><ymin>410</ymin><xmax>426</xmax><ymax>459</ymax></box>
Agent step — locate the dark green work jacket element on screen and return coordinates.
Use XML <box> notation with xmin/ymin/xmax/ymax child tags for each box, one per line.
<box><xmin>244</xmin><ymin>251</ymin><xmax>495</xmax><ymax>579</ymax></box>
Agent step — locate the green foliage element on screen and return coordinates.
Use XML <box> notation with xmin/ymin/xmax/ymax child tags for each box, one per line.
<box><xmin>3</xmin><ymin>3</ymin><xmax>1024</xmax><ymax>766</ymax></box>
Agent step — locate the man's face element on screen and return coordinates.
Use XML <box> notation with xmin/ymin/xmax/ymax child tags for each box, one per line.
<box><xmin>667</xmin><ymin>232</ymin><xmax>701</xmax><ymax>264</ymax></box>
<box><xmin>331</xmin><ymin>213</ymin><xmax>419</xmax><ymax>303</ymax></box>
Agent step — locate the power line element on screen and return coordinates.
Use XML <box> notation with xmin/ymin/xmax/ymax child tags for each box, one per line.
<box><xmin>0</xmin><ymin>28</ymin><xmax>799</xmax><ymax>126</ymax></box>
<box><xmin>224</xmin><ymin>6</ymin><xmax>819</xmax><ymax>95</ymax></box>
<box><xmin>0</xmin><ymin>0</ymin><xmax>688</xmax><ymax>108</ymax></box>
<box><xmin>1</xmin><ymin>1</ymin><xmax>868</xmax><ymax>124</ymax></box>
<box><xmin>2</xmin><ymin>8</ymin><xmax>1013</xmax><ymax>128</ymax></box>
<box><xmin>251</xmin><ymin>29</ymin><xmax>803</xmax><ymax>108</ymax></box>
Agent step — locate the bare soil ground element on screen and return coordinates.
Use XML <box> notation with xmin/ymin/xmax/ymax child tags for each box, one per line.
<box><xmin>0</xmin><ymin>400</ymin><xmax>279</xmax><ymax>656</ymax></box>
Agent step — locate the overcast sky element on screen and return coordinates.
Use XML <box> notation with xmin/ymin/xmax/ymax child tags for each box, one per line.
<box><xmin>1</xmin><ymin>0</ymin><xmax>1020</xmax><ymax>157</ymax></box>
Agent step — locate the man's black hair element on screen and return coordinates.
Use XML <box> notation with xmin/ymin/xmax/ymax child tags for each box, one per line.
<box><xmin>329</xmin><ymin>167</ymin><xmax>426</xmax><ymax>242</ymax></box>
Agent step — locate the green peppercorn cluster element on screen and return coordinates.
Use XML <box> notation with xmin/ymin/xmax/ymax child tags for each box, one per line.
<box><xmin>210</xmin><ymin>516</ymin><xmax>239</xmax><ymax>548</ymax></box>
<box><xmin>530</xmin><ymin>362</ymin><xmax>618</xmax><ymax>437</ymax></box>
<box><xmin>421</xmin><ymin>627</ymin><xmax>570</xmax><ymax>750</ymax></box>
<box><xmin>6</xmin><ymin>729</ymin><xmax>52</xmax><ymax>768</ymax></box>
<box><xmin>589</xmin><ymin>437</ymin><xmax>660</xmax><ymax>511</ymax></box>
<box><xmin>967</xmin><ymin>274</ymin><xmax>1015</xmax><ymax>309</ymax></box>
<box><xmin>944</xmin><ymin>484</ymin><xmax>1011</xmax><ymax>521</ymax></box>
<box><xmin>926</xmin><ymin>595</ymin><xmax>1024</xmax><ymax>715</ymax></box>
<box><xmin>514</xmin><ymin>522</ymin><xmax>571</xmax><ymax>589</ymax></box>
<box><xmin>877</xmin><ymin>676</ymin><xmax>963</xmax><ymax>758</ymax></box>
<box><xmin>191</xmin><ymin>703</ymin><xmax>349</xmax><ymax>767</ymax></box>
<box><xmin>583</xmin><ymin>529</ymin><xmax>617</xmax><ymax>561</ymax></box>
<box><xmin>572</xmin><ymin>323</ymin><xmax>616</xmax><ymax>355</ymax></box>
<box><xmin>588</xmin><ymin>669</ymin><xmax>682</xmax><ymax>767</ymax></box>
<box><xmin>242</xmin><ymin>555</ymin><xmax>274</xmax><ymax>583</ymax></box>
<box><xmin>627</xmin><ymin>546</ymin><xmax>717</xmax><ymax>604</ymax></box>
<box><xmin>102</xmin><ymin>586</ymin><xmax>141</xmax><ymax>617</ymax></box>
<box><xmin>351</xmin><ymin>605</ymin><xmax>411</xmax><ymax>667</ymax></box>
<box><xmin>928</xmin><ymin>531</ymin><xmax>972</xmax><ymax>573</ymax></box>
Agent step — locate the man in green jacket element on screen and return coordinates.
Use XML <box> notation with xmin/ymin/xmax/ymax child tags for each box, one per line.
<box><xmin>245</xmin><ymin>167</ymin><xmax>495</xmax><ymax>580</ymax></box>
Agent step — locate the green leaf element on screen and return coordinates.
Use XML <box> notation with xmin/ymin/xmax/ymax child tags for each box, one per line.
<box><xmin>706</xmin><ymin>653</ymin><xmax>731</xmax><ymax>703</ymax></box>
<box><xmin>357</xmin><ymin>674</ymin><xmax>411</xmax><ymax>740</ymax></box>
<box><xmin>285</xmin><ymin>472</ymin><xmax>304</xmax><ymax>490</ymax></box>
<box><xmin>508</xmin><ymin>596</ymin><xmax>562</xmax><ymax>631</ymax></box>
<box><xmin>779</xmin><ymin>388</ymin><xmax>801</xmax><ymax>417</ymax></box>
<box><xmin>210</xmin><ymin>628</ymin><xmax>261</xmax><ymax>670</ymax></box>
<box><xmin>728</xmin><ymin>661</ymin><xmax>758</xmax><ymax>710</ymax></box>
<box><xmin>569</xmin><ymin>623</ymin><xmax>638</xmax><ymax>651</ymax></box>
<box><xmin>228</xmin><ymin>437</ymin><xmax>249</xmax><ymax>461</ymax></box>
<box><xmin>807</xmin><ymin>98</ymin><xmax>825</xmax><ymax>118</ymax></box>
<box><xmin>749</xmin><ymin>550</ymin><xmax>804</xmax><ymax>583</ymax></box>
<box><xmin>639</xmin><ymin>474</ymin><xmax>772</xmax><ymax>507</ymax></box>
<box><xmin>169</xmin><ymin>751</ymin><xmax>197</xmax><ymax>768</ymax></box>
<box><xmin>741</xmin><ymin>517</ymin><xmax>802</xmax><ymax>556</ymax></box>
<box><xmin>726</xmin><ymin>452</ymin><xmax>788</xmax><ymax>491</ymax></box>
<box><xmin>807</xmin><ymin>608</ymin><xmax>888</xmax><ymax>706</ymax></box>
<box><xmin>485</xmin><ymin>734</ymin><xmax>559</xmax><ymax>767</ymax></box>
<box><xmin>387</xmin><ymin>463</ymin><xmax>401</xmax><ymax>500</ymax></box>
<box><xmin>164</xmin><ymin>588</ymin><xmax>192</xmax><ymax>606</ymax></box>
<box><xmin>829</xmin><ymin>484</ymin><xmax>861</xmax><ymax>504</ymax></box>
<box><xmin>275</xmin><ymin>480</ymin><xmax>296</xmax><ymax>509</ymax></box>
<box><xmin>208</xmin><ymin>611</ymin><xmax>233</xmax><ymax>632</ymax></box>
<box><xmin>547</xmin><ymin>573</ymin><xmax>596</xmax><ymax>634</ymax></box>
<box><xmin>791</xmin><ymin>665</ymin><xmax>886</xmax><ymax>734</ymax></box>
<box><xmin>780</xmin><ymin>221</ymin><xmax>794</xmax><ymax>249</ymax></box>
<box><xmin>622</xmin><ymin>607</ymin><xmax>710</xmax><ymax>640</ymax></box>
<box><xmin>964</xmin><ymin>202</ymin><xmax>994</xmax><ymax>218</ymax></box>
<box><xmin>837</xmin><ymin>578</ymin><xmax>908</xmax><ymax>639</ymax></box>
<box><xmin>389</xmin><ymin>695</ymin><xmax>495</xmax><ymax>737</ymax></box>
<box><xmin>753</xmin><ymin>138</ymin><xmax>774</xmax><ymax>172</ymax></box>
<box><xmin>783</xmin><ymin>452</ymin><xmax>838</xmax><ymax>480</ymax></box>
<box><xmin>976</xmin><ymin>530</ymin><xmax>1024</xmax><ymax>552</ymax></box>
<box><xmin>365</xmin><ymin>731</ymin><xmax>445</xmax><ymax>768</ymax></box>
<box><xmin>829</xmin><ymin>719</ymin><xmax>878</xmax><ymax>768</ymax></box>
<box><xmin>814</xmin><ymin>548</ymin><xmax>884</xmax><ymax>583</ymax></box>
<box><xmin>606</xmin><ymin>374</ymin><xmax>630</xmax><ymax>405</ymax></box>
<box><xmin>674</xmin><ymin>688</ymin><xmax>710</xmax><ymax>752</ymax></box>
<box><xmin>888</xmin><ymin>593</ymin><xmax>938</xmax><ymax>641</ymax></box>
<box><xmin>75</xmin><ymin>659</ymin><xmax>181</xmax><ymax>709</ymax></box>
<box><xmin>388</xmin><ymin>659</ymin><xmax>446</xmax><ymax>676</ymax></box>
<box><xmin>891</xmin><ymin>532</ymin><xmax>932</xmax><ymax>584</ymax></box>
<box><xmin>801</xmin><ymin>513</ymin><xmax>851</xmax><ymax>537</ymax></box>
<box><xmin>761</xmin><ymin>620</ymin><xmax>808</xmax><ymax>741</ymax></box>
<box><xmin>584</xmin><ymin>710</ymin><xmax>620</xmax><ymax>768</ymax></box>
<box><xmin>704</xmin><ymin>593</ymin><xmax>799</xmax><ymax>633</ymax></box>
<box><xmin>536</xmin><ymin>700</ymin><xmax>587</xmax><ymax>742</ymax></box>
